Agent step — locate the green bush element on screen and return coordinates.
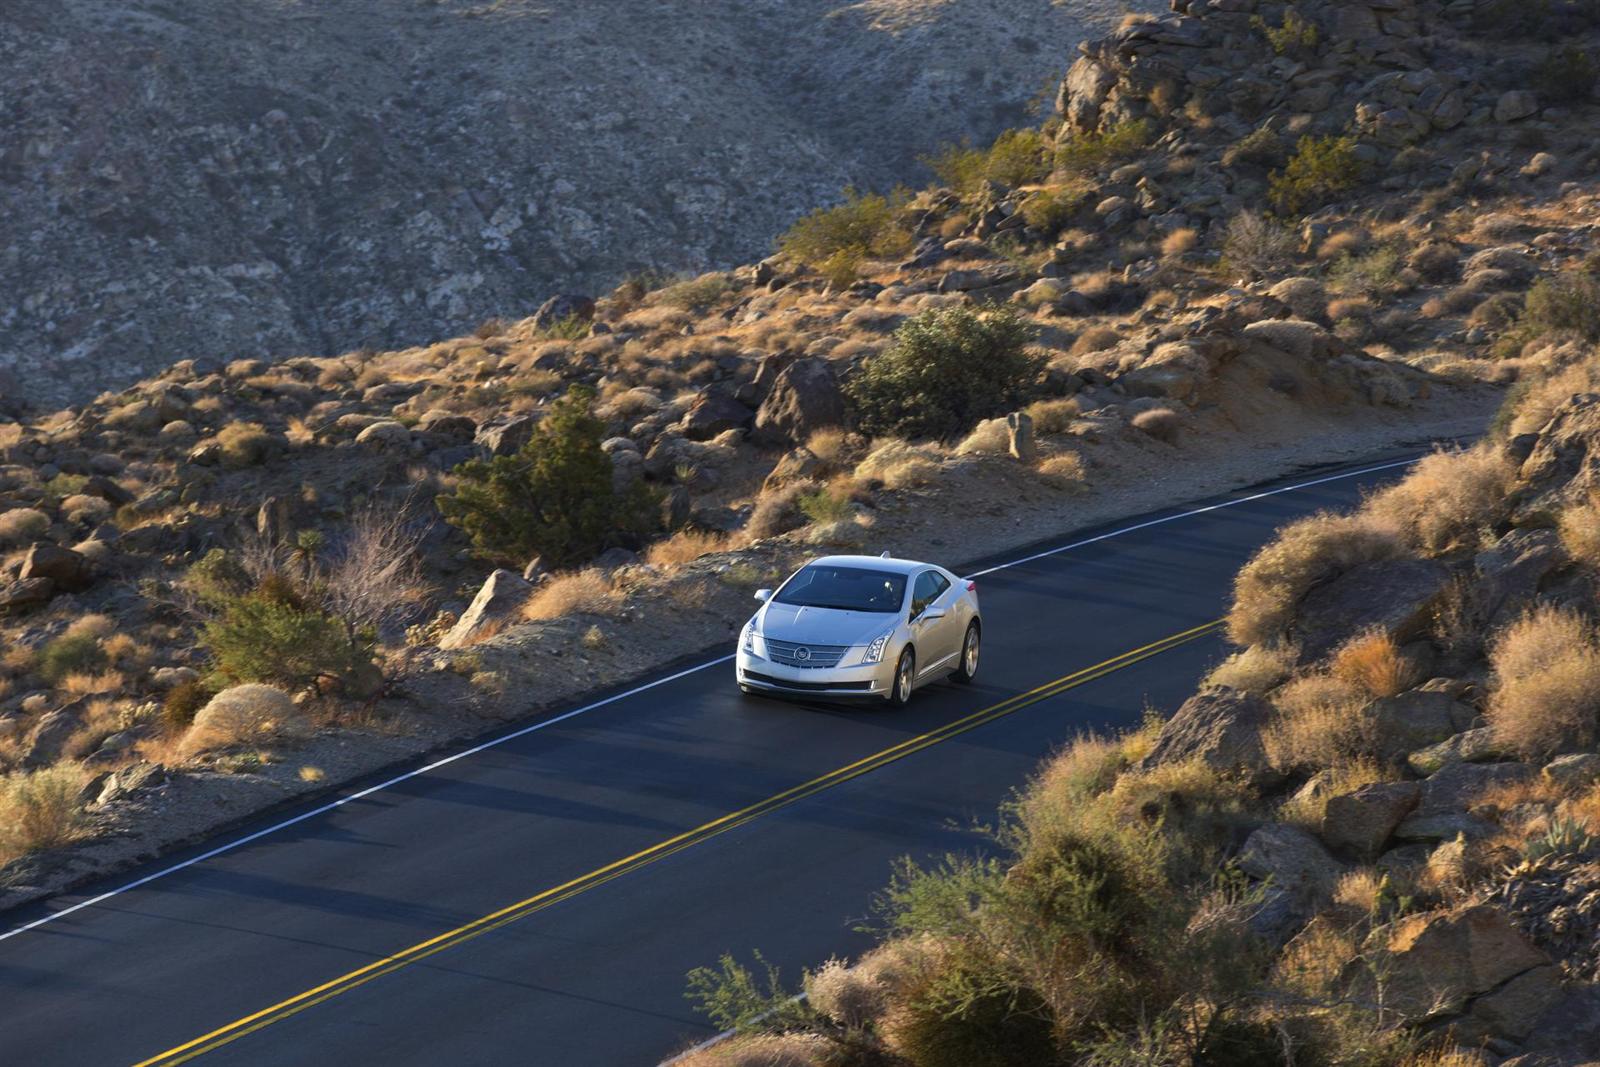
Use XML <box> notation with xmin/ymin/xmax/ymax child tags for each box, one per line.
<box><xmin>202</xmin><ymin>591</ymin><xmax>375</xmax><ymax>693</ymax></box>
<box><xmin>1055</xmin><ymin>120</ymin><xmax>1153</xmax><ymax>176</ymax></box>
<box><xmin>889</xmin><ymin>955</ymin><xmax>1057</xmax><ymax>1067</ymax></box>
<box><xmin>1268</xmin><ymin>135</ymin><xmax>1362</xmax><ymax>216</ymax></box>
<box><xmin>847</xmin><ymin>306</ymin><xmax>1042</xmax><ymax>440</ymax></box>
<box><xmin>162</xmin><ymin>678</ymin><xmax>211</xmax><ymax>733</ymax></box>
<box><xmin>1019</xmin><ymin>185</ymin><xmax>1089</xmax><ymax>234</ymax></box>
<box><xmin>1535</xmin><ymin>42</ymin><xmax>1599</xmax><ymax>102</ymax></box>
<box><xmin>437</xmin><ymin>386</ymin><xmax>658</xmax><ymax>567</ymax></box>
<box><xmin>38</xmin><ymin>633</ymin><xmax>107</xmax><ymax>684</ymax></box>
<box><xmin>1251</xmin><ymin>9</ymin><xmax>1319</xmax><ymax>55</ymax></box>
<box><xmin>1495</xmin><ymin>273</ymin><xmax>1600</xmax><ymax>356</ymax></box>
<box><xmin>657</xmin><ymin>273</ymin><xmax>737</xmax><ymax>311</ymax></box>
<box><xmin>777</xmin><ymin>187</ymin><xmax>911</xmax><ymax>269</ymax></box>
<box><xmin>927</xmin><ymin>128</ymin><xmax>1054</xmax><ymax>193</ymax></box>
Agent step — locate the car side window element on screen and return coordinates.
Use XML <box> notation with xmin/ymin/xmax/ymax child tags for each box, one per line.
<box><xmin>911</xmin><ymin>571</ymin><xmax>940</xmax><ymax>616</ymax></box>
<box><xmin>928</xmin><ymin>572</ymin><xmax>951</xmax><ymax>600</ymax></box>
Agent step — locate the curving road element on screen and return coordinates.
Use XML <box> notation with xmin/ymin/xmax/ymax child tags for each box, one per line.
<box><xmin>0</xmin><ymin>450</ymin><xmax>1430</xmax><ymax>1066</ymax></box>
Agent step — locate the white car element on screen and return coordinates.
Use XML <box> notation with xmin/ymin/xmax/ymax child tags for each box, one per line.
<box><xmin>736</xmin><ymin>554</ymin><xmax>981</xmax><ymax>706</ymax></box>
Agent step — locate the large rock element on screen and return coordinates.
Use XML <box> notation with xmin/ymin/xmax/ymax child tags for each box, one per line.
<box><xmin>18</xmin><ymin>544</ymin><xmax>93</xmax><ymax>590</ymax></box>
<box><xmin>1474</xmin><ymin>528</ymin><xmax>1566</xmax><ymax>628</ymax></box>
<box><xmin>1321</xmin><ymin>781</ymin><xmax>1419</xmax><ymax>859</ymax></box>
<box><xmin>23</xmin><ymin>704</ymin><xmax>85</xmax><ymax>768</ymax></box>
<box><xmin>1139</xmin><ymin>687</ymin><xmax>1275</xmax><ymax>784</ymax></box>
<box><xmin>439</xmin><ymin>569</ymin><xmax>533</xmax><ymax>649</ymax></box>
<box><xmin>1366</xmin><ymin>904</ymin><xmax>1550</xmax><ymax>1022</ymax></box>
<box><xmin>1291</xmin><ymin>558</ymin><xmax>1451</xmax><ymax>660</ymax></box>
<box><xmin>1369</xmin><ymin>689</ymin><xmax>1472</xmax><ymax>764</ymax></box>
<box><xmin>93</xmin><ymin>762</ymin><xmax>168</xmax><ymax>808</ymax></box>
<box><xmin>678</xmin><ymin>390</ymin><xmax>753</xmax><ymax>441</ymax></box>
<box><xmin>1406</xmin><ymin>727</ymin><xmax>1504</xmax><ymax>776</ymax></box>
<box><xmin>532</xmin><ymin>293</ymin><xmax>595</xmax><ymax>329</ymax></box>
<box><xmin>1494</xmin><ymin>90</ymin><xmax>1539</xmax><ymax>123</ymax></box>
<box><xmin>1241</xmin><ymin>318</ymin><xmax>1336</xmax><ymax>361</ymax></box>
<box><xmin>0</xmin><ymin>577</ymin><xmax>55</xmax><ymax>613</ymax></box>
<box><xmin>475</xmin><ymin>415</ymin><xmax>538</xmax><ymax>458</ymax></box>
<box><xmin>1395</xmin><ymin>761</ymin><xmax>1533</xmax><ymax>842</ymax></box>
<box><xmin>1238</xmin><ymin>824</ymin><xmax>1344</xmax><ymax>897</ymax></box>
<box><xmin>354</xmin><ymin>420</ymin><xmax>412</xmax><ymax>453</ymax></box>
<box><xmin>751</xmin><ymin>358</ymin><xmax>846</xmax><ymax>447</ymax></box>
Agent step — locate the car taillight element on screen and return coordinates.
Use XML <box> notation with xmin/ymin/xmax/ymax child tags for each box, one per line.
<box><xmin>966</xmin><ymin>581</ymin><xmax>977</xmax><ymax>592</ymax></box>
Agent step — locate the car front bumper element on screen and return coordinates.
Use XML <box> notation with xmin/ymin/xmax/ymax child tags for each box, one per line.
<box><xmin>735</xmin><ymin>650</ymin><xmax>892</xmax><ymax>697</ymax></box>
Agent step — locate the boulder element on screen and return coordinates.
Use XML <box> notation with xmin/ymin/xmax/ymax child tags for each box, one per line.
<box><xmin>1370</xmin><ymin>689</ymin><xmax>1472</xmax><ymax>764</ymax></box>
<box><xmin>1006</xmin><ymin>411</ymin><xmax>1036</xmax><ymax>463</ymax></box>
<box><xmin>1238</xmin><ymin>824</ymin><xmax>1344</xmax><ymax>896</ymax></box>
<box><xmin>1291</xmin><ymin>558</ymin><xmax>1451</xmax><ymax>660</ymax></box>
<box><xmin>1139</xmin><ymin>687</ymin><xmax>1275</xmax><ymax>784</ymax></box>
<box><xmin>1241</xmin><ymin>319</ymin><xmax>1335</xmax><ymax>361</ymax></box>
<box><xmin>438</xmin><ymin>569</ymin><xmax>533</xmax><ymax>650</ymax></box>
<box><xmin>0</xmin><ymin>577</ymin><xmax>56</xmax><ymax>613</ymax></box>
<box><xmin>1474</xmin><ymin>528</ymin><xmax>1565</xmax><ymax>627</ymax></box>
<box><xmin>678</xmin><ymin>391</ymin><xmax>753</xmax><ymax>441</ymax></box>
<box><xmin>93</xmin><ymin>762</ymin><xmax>168</xmax><ymax>808</ymax></box>
<box><xmin>354</xmin><ymin>420</ymin><xmax>412</xmax><ymax>453</ymax></box>
<box><xmin>1406</xmin><ymin>727</ymin><xmax>1504</xmax><ymax>776</ymax></box>
<box><xmin>533</xmin><ymin>293</ymin><xmax>595</xmax><ymax>328</ymax></box>
<box><xmin>1366</xmin><ymin>904</ymin><xmax>1550</xmax><ymax>1022</ymax></box>
<box><xmin>937</xmin><ymin>265</ymin><xmax>1019</xmax><ymax>293</ymax></box>
<box><xmin>751</xmin><ymin>358</ymin><xmax>846</xmax><ymax>446</ymax></box>
<box><xmin>1544</xmin><ymin>752</ymin><xmax>1600</xmax><ymax>790</ymax></box>
<box><xmin>1321</xmin><ymin>781</ymin><xmax>1420</xmax><ymax>858</ymax></box>
<box><xmin>1494</xmin><ymin>90</ymin><xmax>1539</xmax><ymax>123</ymax></box>
<box><xmin>19</xmin><ymin>544</ymin><xmax>93</xmax><ymax>590</ymax></box>
<box><xmin>1396</xmin><ymin>761</ymin><xmax>1533</xmax><ymax>842</ymax></box>
<box><xmin>416</xmin><ymin>412</ymin><xmax>477</xmax><ymax>441</ymax></box>
<box><xmin>762</xmin><ymin>447</ymin><xmax>826</xmax><ymax>492</ymax></box>
<box><xmin>475</xmin><ymin>416</ymin><xmax>538</xmax><ymax>458</ymax></box>
<box><xmin>24</xmin><ymin>705</ymin><xmax>84</xmax><ymax>768</ymax></box>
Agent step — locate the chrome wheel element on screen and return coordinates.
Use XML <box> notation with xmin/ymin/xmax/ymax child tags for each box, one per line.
<box><xmin>954</xmin><ymin>623</ymin><xmax>980</xmax><ymax>683</ymax></box>
<box><xmin>889</xmin><ymin>648</ymin><xmax>915</xmax><ymax>707</ymax></box>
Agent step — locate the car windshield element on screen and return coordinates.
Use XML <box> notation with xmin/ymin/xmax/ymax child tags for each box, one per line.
<box><xmin>773</xmin><ymin>565</ymin><xmax>906</xmax><ymax>613</ymax></box>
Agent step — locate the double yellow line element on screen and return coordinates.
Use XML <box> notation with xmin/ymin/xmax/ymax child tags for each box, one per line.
<box><xmin>133</xmin><ymin>618</ymin><xmax>1222</xmax><ymax>1066</ymax></box>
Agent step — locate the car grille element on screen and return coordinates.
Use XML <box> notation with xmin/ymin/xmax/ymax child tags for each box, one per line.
<box><xmin>762</xmin><ymin>638</ymin><xmax>850</xmax><ymax>669</ymax></box>
<box><xmin>743</xmin><ymin>670</ymin><xmax>872</xmax><ymax>692</ymax></box>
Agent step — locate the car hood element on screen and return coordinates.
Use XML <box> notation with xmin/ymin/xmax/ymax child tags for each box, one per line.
<box><xmin>759</xmin><ymin>602</ymin><xmax>895</xmax><ymax>646</ymax></box>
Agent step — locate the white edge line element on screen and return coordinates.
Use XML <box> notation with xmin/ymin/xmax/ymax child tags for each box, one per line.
<box><xmin>0</xmin><ymin>453</ymin><xmax>1422</xmax><ymax>945</ymax></box>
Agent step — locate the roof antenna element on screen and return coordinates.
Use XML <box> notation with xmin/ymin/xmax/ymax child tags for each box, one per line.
<box><xmin>879</xmin><ymin>550</ymin><xmax>891</xmax><ymax>558</ymax></box>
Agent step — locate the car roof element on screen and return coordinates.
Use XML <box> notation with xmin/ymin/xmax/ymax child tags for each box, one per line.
<box><xmin>805</xmin><ymin>554</ymin><xmax>939</xmax><ymax>576</ymax></box>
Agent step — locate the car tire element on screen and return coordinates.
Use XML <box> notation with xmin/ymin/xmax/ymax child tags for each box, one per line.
<box><xmin>953</xmin><ymin>621</ymin><xmax>980</xmax><ymax>684</ymax></box>
<box><xmin>887</xmin><ymin>647</ymin><xmax>915</xmax><ymax>707</ymax></box>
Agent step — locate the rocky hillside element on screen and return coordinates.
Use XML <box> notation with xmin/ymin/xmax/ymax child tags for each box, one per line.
<box><xmin>0</xmin><ymin>0</ymin><xmax>1156</xmax><ymax>407</ymax></box>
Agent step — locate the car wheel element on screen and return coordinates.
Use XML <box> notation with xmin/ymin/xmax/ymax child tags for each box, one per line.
<box><xmin>887</xmin><ymin>647</ymin><xmax>915</xmax><ymax>707</ymax></box>
<box><xmin>953</xmin><ymin>622</ymin><xmax>980</xmax><ymax>684</ymax></box>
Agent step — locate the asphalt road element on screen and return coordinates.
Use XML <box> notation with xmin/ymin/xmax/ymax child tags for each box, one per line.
<box><xmin>0</xmin><ymin>451</ymin><xmax>1427</xmax><ymax>1066</ymax></box>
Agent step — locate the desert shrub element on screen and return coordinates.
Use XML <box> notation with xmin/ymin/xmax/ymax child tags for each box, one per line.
<box><xmin>1025</xmin><ymin>397</ymin><xmax>1081</xmax><ymax>434</ymax></box>
<box><xmin>0</xmin><ymin>764</ymin><xmax>89</xmax><ymax>862</ymax></box>
<box><xmin>1328</xmin><ymin>245</ymin><xmax>1403</xmax><ymax>294</ymax></box>
<box><xmin>645</xmin><ymin>530</ymin><xmax>727</xmax><ymax>570</ymax></box>
<box><xmin>1535</xmin><ymin>41</ymin><xmax>1599</xmax><ymax>102</ymax></box>
<box><xmin>1131</xmin><ymin>407</ymin><xmax>1180</xmax><ymax>443</ymax></box>
<box><xmin>438</xmin><ymin>387</ymin><xmax>657</xmax><ymax>568</ymax></box>
<box><xmin>1266</xmin><ymin>672</ymin><xmax>1376</xmax><ymax>771</ymax></box>
<box><xmin>1222</xmin><ymin>126</ymin><xmax>1287</xmax><ymax>169</ymax></box>
<box><xmin>162</xmin><ymin>678</ymin><xmax>211</xmax><ymax>733</ymax></box>
<box><xmin>1204</xmin><ymin>643</ymin><xmax>1297</xmax><ymax>693</ymax></box>
<box><xmin>658</xmin><ymin>273</ymin><xmax>737</xmax><ymax>311</ymax></box>
<box><xmin>1018</xmin><ymin>186</ymin><xmax>1085</xmax><ymax>235</ymax></box>
<box><xmin>0</xmin><ymin>507</ymin><xmax>50</xmax><ymax>547</ymax></box>
<box><xmin>882</xmin><ymin>954</ymin><xmax>1056</xmax><ymax>1067</ymax></box>
<box><xmin>1363</xmin><ymin>446</ymin><xmax>1513</xmax><ymax>553</ymax></box>
<box><xmin>954</xmin><ymin>418</ymin><xmax>1011</xmax><ymax>455</ymax></box>
<box><xmin>1268</xmin><ymin>135</ymin><xmax>1362</xmax><ymax>217</ymax></box>
<box><xmin>202</xmin><ymin>590</ymin><xmax>375</xmax><ymax>693</ymax></box>
<box><xmin>1228</xmin><ymin>512</ymin><xmax>1402</xmax><ymax>645</ymax></box>
<box><xmin>1487</xmin><ymin>605</ymin><xmax>1600</xmax><ymax>758</ymax></box>
<box><xmin>1497</xmin><ymin>273</ymin><xmax>1600</xmax><ymax>357</ymax></box>
<box><xmin>37</xmin><ymin>631</ymin><xmax>107</xmax><ymax>685</ymax></box>
<box><xmin>1055</xmin><ymin>120</ymin><xmax>1153</xmax><ymax>176</ymax></box>
<box><xmin>1160</xmin><ymin>227</ymin><xmax>1200</xmax><ymax>258</ymax></box>
<box><xmin>926</xmin><ymin>128</ymin><xmax>1053</xmax><ymax>193</ymax></box>
<box><xmin>1407</xmin><ymin>240</ymin><xmax>1460</xmax><ymax>283</ymax></box>
<box><xmin>797</xmin><ymin>486</ymin><xmax>853</xmax><ymax>525</ymax></box>
<box><xmin>817</xmin><ymin>247</ymin><xmax>862</xmax><ymax>290</ymax></box>
<box><xmin>215</xmin><ymin>422</ymin><xmax>278</xmax><ymax>469</ymax></box>
<box><xmin>777</xmin><ymin>187</ymin><xmax>911</xmax><ymax>268</ymax></box>
<box><xmin>1560</xmin><ymin>500</ymin><xmax>1600</xmax><ymax>570</ymax></box>
<box><xmin>1330</xmin><ymin>628</ymin><xmax>1415</xmax><ymax>699</ymax></box>
<box><xmin>1221</xmin><ymin>211</ymin><xmax>1297</xmax><ymax>275</ymax></box>
<box><xmin>847</xmin><ymin>306</ymin><xmax>1042</xmax><ymax>440</ymax></box>
<box><xmin>522</xmin><ymin>569</ymin><xmax>618</xmax><ymax>621</ymax></box>
<box><xmin>1252</xmin><ymin>8</ymin><xmax>1319</xmax><ymax>54</ymax></box>
<box><xmin>179</xmin><ymin>684</ymin><xmax>306</xmax><ymax>755</ymax></box>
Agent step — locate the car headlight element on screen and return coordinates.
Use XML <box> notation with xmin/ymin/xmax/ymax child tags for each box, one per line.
<box><xmin>742</xmin><ymin>621</ymin><xmax>763</xmax><ymax>657</ymax></box>
<box><xmin>861</xmin><ymin>630</ymin><xmax>894</xmax><ymax>665</ymax></box>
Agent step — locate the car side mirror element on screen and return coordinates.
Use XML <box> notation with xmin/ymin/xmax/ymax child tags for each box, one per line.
<box><xmin>753</xmin><ymin>588</ymin><xmax>773</xmax><ymax>602</ymax></box>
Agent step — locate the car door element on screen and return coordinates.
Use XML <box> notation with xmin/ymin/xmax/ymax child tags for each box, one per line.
<box><xmin>910</xmin><ymin>570</ymin><xmax>959</xmax><ymax>676</ymax></box>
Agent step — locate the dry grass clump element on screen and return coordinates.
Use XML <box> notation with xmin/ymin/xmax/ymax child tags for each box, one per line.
<box><xmin>180</xmin><ymin>684</ymin><xmax>307</xmax><ymax>756</ymax></box>
<box><xmin>1559</xmin><ymin>499</ymin><xmax>1600</xmax><ymax>568</ymax></box>
<box><xmin>1330</xmin><ymin>628</ymin><xmax>1415</xmax><ymax>699</ymax></box>
<box><xmin>1509</xmin><ymin>362</ymin><xmax>1600</xmax><ymax>437</ymax></box>
<box><xmin>215</xmin><ymin>421</ymin><xmax>277</xmax><ymax>468</ymax></box>
<box><xmin>804</xmin><ymin>428</ymin><xmax>856</xmax><ymax>467</ymax></box>
<box><xmin>1487</xmin><ymin>605</ymin><xmax>1600</xmax><ymax>758</ymax></box>
<box><xmin>645</xmin><ymin>530</ymin><xmax>728</xmax><ymax>570</ymax></box>
<box><xmin>954</xmin><ymin>418</ymin><xmax>1011</xmax><ymax>455</ymax></box>
<box><xmin>522</xmin><ymin>569</ymin><xmax>619</xmax><ymax>621</ymax></box>
<box><xmin>0</xmin><ymin>764</ymin><xmax>90</xmax><ymax>864</ymax></box>
<box><xmin>855</xmin><ymin>440</ymin><xmax>942</xmax><ymax>484</ymax></box>
<box><xmin>1024</xmin><ymin>397</ymin><xmax>1081</xmax><ymax>434</ymax></box>
<box><xmin>1203</xmin><ymin>643</ymin><xmax>1297</xmax><ymax>693</ymax></box>
<box><xmin>805</xmin><ymin>956</ymin><xmax>891</xmax><ymax>1032</ymax></box>
<box><xmin>1278</xmin><ymin>761</ymin><xmax>1388</xmax><ymax>828</ymax></box>
<box><xmin>1130</xmin><ymin>407</ymin><xmax>1180</xmax><ymax>443</ymax></box>
<box><xmin>1069</xmin><ymin>325</ymin><xmax>1121</xmax><ymax>356</ymax></box>
<box><xmin>1037</xmin><ymin>452</ymin><xmax>1087</xmax><ymax>490</ymax></box>
<box><xmin>1362</xmin><ymin>446</ymin><xmax>1512</xmax><ymax>553</ymax></box>
<box><xmin>1228</xmin><ymin>512</ymin><xmax>1402</xmax><ymax>645</ymax></box>
<box><xmin>878</xmin><ymin>455</ymin><xmax>940</xmax><ymax>489</ymax></box>
<box><xmin>1265</xmin><ymin>672</ymin><xmax>1374</xmax><ymax>772</ymax></box>
<box><xmin>1160</xmin><ymin>228</ymin><xmax>1199</xmax><ymax>258</ymax></box>
<box><xmin>669</xmin><ymin>1034</ymin><xmax>826</xmax><ymax>1067</ymax></box>
<box><xmin>0</xmin><ymin>507</ymin><xmax>50</xmax><ymax>547</ymax></box>
<box><xmin>744</xmin><ymin>482</ymin><xmax>814</xmax><ymax>540</ymax></box>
